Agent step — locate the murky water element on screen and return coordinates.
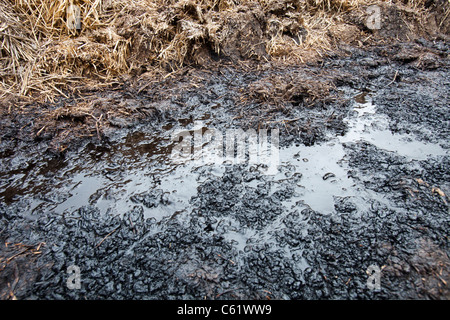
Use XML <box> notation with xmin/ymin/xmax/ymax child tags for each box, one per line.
<box><xmin>2</xmin><ymin>40</ymin><xmax>448</xmax><ymax>300</ymax></box>
<box><xmin>1</xmin><ymin>90</ymin><xmax>447</xmax><ymax>290</ymax></box>
<box><xmin>1</xmin><ymin>93</ymin><xmax>446</xmax><ymax>223</ymax></box>
<box><xmin>1</xmin><ymin>89</ymin><xmax>449</xmax><ymax>300</ymax></box>
<box><xmin>1</xmin><ymin>90</ymin><xmax>446</xmax><ymax>294</ymax></box>
<box><xmin>343</xmin><ymin>95</ymin><xmax>446</xmax><ymax>160</ymax></box>
<box><xmin>269</xmin><ymin>92</ymin><xmax>445</xmax><ymax>216</ymax></box>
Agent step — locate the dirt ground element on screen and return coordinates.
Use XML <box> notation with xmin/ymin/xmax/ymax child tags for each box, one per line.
<box><xmin>0</xmin><ymin>1</ymin><xmax>449</xmax><ymax>300</ymax></box>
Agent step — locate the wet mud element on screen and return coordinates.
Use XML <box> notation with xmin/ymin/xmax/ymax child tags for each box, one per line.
<box><xmin>0</xmin><ymin>39</ymin><xmax>449</xmax><ymax>299</ymax></box>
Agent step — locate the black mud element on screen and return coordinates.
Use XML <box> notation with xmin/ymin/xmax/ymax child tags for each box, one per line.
<box><xmin>1</xmin><ymin>39</ymin><xmax>449</xmax><ymax>299</ymax></box>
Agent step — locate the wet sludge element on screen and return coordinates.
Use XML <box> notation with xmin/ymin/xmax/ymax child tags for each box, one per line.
<box><xmin>0</xmin><ymin>41</ymin><xmax>449</xmax><ymax>299</ymax></box>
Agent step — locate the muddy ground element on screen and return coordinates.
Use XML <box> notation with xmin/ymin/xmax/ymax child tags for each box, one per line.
<box><xmin>0</xmin><ymin>37</ymin><xmax>449</xmax><ymax>299</ymax></box>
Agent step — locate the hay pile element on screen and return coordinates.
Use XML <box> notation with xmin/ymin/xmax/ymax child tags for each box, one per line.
<box><xmin>0</xmin><ymin>0</ymin><xmax>448</xmax><ymax>102</ymax></box>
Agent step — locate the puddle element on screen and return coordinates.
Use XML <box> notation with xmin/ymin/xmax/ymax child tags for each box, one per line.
<box><xmin>271</xmin><ymin>92</ymin><xmax>447</xmax><ymax>213</ymax></box>
<box><xmin>46</xmin><ymin>136</ymin><xmax>225</xmax><ymax>220</ymax></box>
<box><xmin>276</xmin><ymin>142</ymin><xmax>355</xmax><ymax>213</ymax></box>
<box><xmin>1</xmin><ymin>92</ymin><xmax>446</xmax><ymax>221</ymax></box>
<box><xmin>1</xmin><ymin>42</ymin><xmax>448</xmax><ymax>300</ymax></box>
<box><xmin>0</xmin><ymin>122</ymin><xmax>230</xmax><ymax>222</ymax></box>
<box><xmin>342</xmin><ymin>96</ymin><xmax>447</xmax><ymax>160</ymax></box>
<box><xmin>0</xmin><ymin>91</ymin><xmax>448</xmax><ymax>269</ymax></box>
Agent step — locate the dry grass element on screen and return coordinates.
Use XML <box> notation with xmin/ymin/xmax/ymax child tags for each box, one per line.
<box><xmin>0</xmin><ymin>0</ymin><xmax>447</xmax><ymax>102</ymax></box>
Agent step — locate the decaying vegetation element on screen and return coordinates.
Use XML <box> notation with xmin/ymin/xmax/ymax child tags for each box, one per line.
<box><xmin>0</xmin><ymin>2</ymin><xmax>449</xmax><ymax>301</ymax></box>
<box><xmin>0</xmin><ymin>0</ymin><xmax>448</xmax><ymax>103</ymax></box>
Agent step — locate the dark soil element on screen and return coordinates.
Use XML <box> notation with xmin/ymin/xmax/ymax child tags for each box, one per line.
<box><xmin>0</xmin><ymin>37</ymin><xmax>449</xmax><ymax>300</ymax></box>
